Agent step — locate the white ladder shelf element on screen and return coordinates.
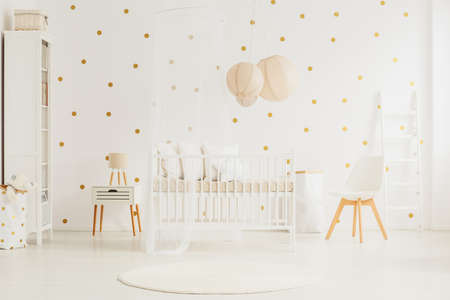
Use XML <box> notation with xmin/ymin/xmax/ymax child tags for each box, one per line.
<box><xmin>379</xmin><ymin>91</ymin><xmax>423</xmax><ymax>231</ymax></box>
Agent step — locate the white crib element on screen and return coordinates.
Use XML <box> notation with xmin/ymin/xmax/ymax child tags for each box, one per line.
<box><xmin>148</xmin><ymin>151</ymin><xmax>296</xmax><ymax>253</ymax></box>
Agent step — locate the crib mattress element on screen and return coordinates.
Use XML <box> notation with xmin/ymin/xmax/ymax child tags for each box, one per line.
<box><xmin>153</xmin><ymin>178</ymin><xmax>294</xmax><ymax>193</ymax></box>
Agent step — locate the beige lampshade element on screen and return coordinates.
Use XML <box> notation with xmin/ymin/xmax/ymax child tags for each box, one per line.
<box><xmin>109</xmin><ymin>153</ymin><xmax>128</xmax><ymax>169</ymax></box>
<box><xmin>257</xmin><ymin>55</ymin><xmax>299</xmax><ymax>102</ymax></box>
<box><xmin>226</xmin><ymin>62</ymin><xmax>264</xmax><ymax>107</ymax></box>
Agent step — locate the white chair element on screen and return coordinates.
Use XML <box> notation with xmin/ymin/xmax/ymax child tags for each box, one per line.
<box><xmin>325</xmin><ymin>156</ymin><xmax>388</xmax><ymax>243</ymax></box>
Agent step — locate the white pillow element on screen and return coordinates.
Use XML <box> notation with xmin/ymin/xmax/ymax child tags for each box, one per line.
<box><xmin>157</xmin><ymin>142</ymin><xmax>183</xmax><ymax>179</ymax></box>
<box><xmin>201</xmin><ymin>143</ymin><xmax>242</xmax><ymax>181</ymax></box>
<box><xmin>178</xmin><ymin>142</ymin><xmax>203</xmax><ymax>180</ymax></box>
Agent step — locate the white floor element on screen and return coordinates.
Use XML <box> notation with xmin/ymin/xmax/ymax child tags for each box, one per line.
<box><xmin>1</xmin><ymin>230</ymin><xmax>450</xmax><ymax>300</ymax></box>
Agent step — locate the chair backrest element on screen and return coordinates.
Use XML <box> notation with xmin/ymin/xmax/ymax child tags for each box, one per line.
<box><xmin>344</xmin><ymin>156</ymin><xmax>384</xmax><ymax>192</ymax></box>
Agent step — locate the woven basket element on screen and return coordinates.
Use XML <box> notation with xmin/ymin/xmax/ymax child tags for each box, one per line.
<box><xmin>14</xmin><ymin>9</ymin><xmax>48</xmax><ymax>31</ymax></box>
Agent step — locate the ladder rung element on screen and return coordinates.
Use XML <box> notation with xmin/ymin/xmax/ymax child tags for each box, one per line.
<box><xmin>386</xmin><ymin>159</ymin><xmax>417</xmax><ymax>164</ymax></box>
<box><xmin>390</xmin><ymin>182</ymin><xmax>417</xmax><ymax>188</ymax></box>
<box><xmin>384</xmin><ymin>112</ymin><xmax>416</xmax><ymax>117</ymax></box>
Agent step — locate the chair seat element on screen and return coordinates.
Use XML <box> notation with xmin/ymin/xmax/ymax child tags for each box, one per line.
<box><xmin>329</xmin><ymin>191</ymin><xmax>375</xmax><ymax>200</ymax></box>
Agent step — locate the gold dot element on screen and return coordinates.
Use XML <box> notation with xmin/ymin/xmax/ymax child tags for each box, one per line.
<box><xmin>342</xmin><ymin>126</ymin><xmax>348</xmax><ymax>132</ymax></box>
<box><xmin>1</xmin><ymin>223</ymin><xmax>4</xmax><ymax>227</ymax></box>
<box><xmin>11</xmin><ymin>232</ymin><xmax>15</xmax><ymax>235</ymax></box>
<box><xmin>194</xmin><ymin>88</ymin><xmax>199</xmax><ymax>92</ymax></box>
<box><xmin>169</xmin><ymin>59</ymin><xmax>174</xmax><ymax>64</ymax></box>
<box><xmin>144</xmin><ymin>33</ymin><xmax>150</xmax><ymax>39</ymax></box>
<box><xmin>420</xmin><ymin>139</ymin><xmax>424</xmax><ymax>145</ymax></box>
<box><xmin>385</xmin><ymin>166</ymin><xmax>389</xmax><ymax>172</ymax></box>
<box><xmin>106</xmin><ymin>112</ymin><xmax>112</xmax><ymax>117</ymax></box>
<box><xmin>62</xmin><ymin>218</ymin><xmax>68</xmax><ymax>224</ymax></box>
<box><xmin>81</xmin><ymin>59</ymin><xmax>87</xmax><ymax>64</ymax></box>
<box><xmin>0</xmin><ymin>239</ymin><xmax>3</xmax><ymax>242</ymax></box>
<box><xmin>377</xmin><ymin>104</ymin><xmax>381</xmax><ymax>109</ymax></box>
<box><xmin>287</xmin><ymin>159</ymin><xmax>291</xmax><ymax>165</ymax></box>
<box><xmin>10</xmin><ymin>246</ymin><xmax>13</xmax><ymax>249</ymax></box>
<box><xmin>304</xmin><ymin>127</ymin><xmax>309</xmax><ymax>133</ymax></box>
<box><xmin>202</xmin><ymin>211</ymin><xmax>206</xmax><ymax>217</ymax></box>
<box><xmin>1</xmin><ymin>191</ymin><xmax>5</xmax><ymax>195</ymax></box>
<box><xmin>261</xmin><ymin>205</ymin><xmax>265</xmax><ymax>211</ymax></box>
<box><xmin>334</xmin><ymin>11</ymin><xmax>339</xmax><ymax>17</ymax></box>
<box><xmin>133</xmin><ymin>63</ymin><xmax>138</xmax><ymax>69</ymax></box>
<box><xmin>342</xmin><ymin>98</ymin><xmax>348</xmax><ymax>103</ymax></box>
<box><xmin>1</xmin><ymin>207</ymin><xmax>4</xmax><ymax>211</ymax></box>
<box><xmin>216</xmin><ymin>65</ymin><xmax>220</xmax><ymax>70</ymax></box>
<box><xmin>331</xmin><ymin>37</ymin><xmax>336</xmax><ymax>43</ymax></box>
<box><xmin>59</xmin><ymin>142</ymin><xmax>64</xmax><ymax>147</ymax></box>
<box><xmin>72</xmin><ymin>111</ymin><xmax>77</xmax><ymax>117</ymax></box>
<box><xmin>108</xmin><ymin>82</ymin><xmax>113</xmax><ymax>87</ymax></box>
<box><xmin>410</xmin><ymin>81</ymin><xmax>415</xmax><ymax>87</ymax></box>
<box><xmin>241</xmin><ymin>45</ymin><xmax>247</xmax><ymax>51</ymax></box>
<box><xmin>358</xmin><ymin>75</ymin><xmax>363</xmax><ymax>80</ymax></box>
<box><xmin>97</xmin><ymin>30</ymin><xmax>102</xmax><ymax>36</ymax></box>
<box><xmin>299</xmin><ymin>13</ymin><xmax>305</xmax><ymax>19</ymax></box>
<box><xmin>80</xmin><ymin>184</ymin><xmax>85</xmax><ymax>190</ymax></box>
<box><xmin>20</xmin><ymin>239</ymin><xmax>23</xmax><ymax>243</ymax></box>
<box><xmin>268</xmin><ymin>112</ymin><xmax>273</xmax><ymax>118</ymax></box>
<box><xmin>362</xmin><ymin>140</ymin><xmax>368</xmax><ymax>146</ymax></box>
<box><xmin>380</xmin><ymin>1</ymin><xmax>386</xmax><ymax>5</ymax></box>
<box><xmin>404</xmin><ymin>12</ymin><xmax>408</xmax><ymax>17</ymax></box>
<box><xmin>308</xmin><ymin>66</ymin><xmax>313</xmax><ymax>71</ymax></box>
<box><xmin>312</xmin><ymin>99</ymin><xmax>317</xmax><ymax>104</ymax></box>
<box><xmin>12</xmin><ymin>216</ymin><xmax>15</xmax><ymax>219</ymax></box>
<box><xmin>270</xmin><ymin>0</ymin><xmax>276</xmax><ymax>4</ymax></box>
<box><xmin>21</xmin><ymin>207</ymin><xmax>25</xmax><ymax>211</ymax></box>
<box><xmin>232</xmin><ymin>117</ymin><xmax>238</xmax><ymax>123</ymax></box>
<box><xmin>134</xmin><ymin>177</ymin><xmax>140</xmax><ymax>183</ymax></box>
<box><xmin>393</xmin><ymin>57</ymin><xmax>398</xmax><ymax>63</ymax></box>
<box><xmin>400</xmin><ymin>125</ymin><xmax>405</xmax><ymax>131</ymax></box>
<box><xmin>345</xmin><ymin>163</ymin><xmax>351</xmax><ymax>168</ymax></box>
<box><xmin>105</xmin><ymin>155</ymin><xmax>110</xmax><ymax>161</ymax></box>
<box><xmin>263</xmin><ymin>145</ymin><xmax>269</xmax><ymax>151</ymax></box>
<box><xmin>135</xmin><ymin>129</ymin><xmax>141</xmax><ymax>134</ymax></box>
<box><xmin>250</xmin><ymin>19</ymin><xmax>255</xmax><ymax>25</ymax></box>
<box><xmin>188</xmin><ymin>34</ymin><xmax>194</xmax><ymax>40</ymax></box>
<box><xmin>70</xmin><ymin>4</ymin><xmax>76</xmax><ymax>10</ymax></box>
<box><xmin>280</xmin><ymin>36</ymin><xmax>286</xmax><ymax>42</ymax></box>
<box><xmin>374</xmin><ymin>32</ymin><xmax>380</xmax><ymax>37</ymax></box>
<box><xmin>57</xmin><ymin>76</ymin><xmax>63</xmax><ymax>82</ymax></box>
<box><xmin>337</xmin><ymin>219</ymin><xmax>340</xmax><ymax>223</ymax></box>
<box><xmin>408</xmin><ymin>212</ymin><xmax>414</xmax><ymax>218</ymax></box>
<box><xmin>171</xmin><ymin>85</ymin><xmax>176</xmax><ymax>91</ymax></box>
<box><xmin>123</xmin><ymin>8</ymin><xmax>129</xmax><ymax>14</ymax></box>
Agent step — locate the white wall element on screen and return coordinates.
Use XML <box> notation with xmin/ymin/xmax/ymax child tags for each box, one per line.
<box><xmin>37</xmin><ymin>0</ymin><xmax>434</xmax><ymax>231</ymax></box>
<box><xmin>432</xmin><ymin>0</ymin><xmax>450</xmax><ymax>230</ymax></box>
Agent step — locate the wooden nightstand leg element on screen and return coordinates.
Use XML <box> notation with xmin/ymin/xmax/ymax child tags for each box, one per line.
<box><xmin>109</xmin><ymin>172</ymin><xmax>114</xmax><ymax>186</ymax></box>
<box><xmin>135</xmin><ymin>204</ymin><xmax>142</xmax><ymax>232</ymax></box>
<box><xmin>92</xmin><ymin>204</ymin><xmax>98</xmax><ymax>236</ymax></box>
<box><xmin>352</xmin><ymin>202</ymin><xmax>357</xmax><ymax>237</ymax></box>
<box><xmin>100</xmin><ymin>204</ymin><xmax>104</xmax><ymax>232</ymax></box>
<box><xmin>129</xmin><ymin>204</ymin><xmax>136</xmax><ymax>236</ymax></box>
<box><xmin>357</xmin><ymin>198</ymin><xmax>363</xmax><ymax>243</ymax></box>
<box><xmin>123</xmin><ymin>171</ymin><xmax>127</xmax><ymax>186</ymax></box>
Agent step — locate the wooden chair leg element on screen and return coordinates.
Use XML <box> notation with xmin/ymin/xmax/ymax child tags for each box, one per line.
<box><xmin>123</xmin><ymin>171</ymin><xmax>127</xmax><ymax>186</ymax></box>
<box><xmin>135</xmin><ymin>204</ymin><xmax>142</xmax><ymax>232</ymax></box>
<box><xmin>118</xmin><ymin>171</ymin><xmax>121</xmax><ymax>185</ymax></box>
<box><xmin>369</xmin><ymin>199</ymin><xmax>388</xmax><ymax>240</ymax></box>
<box><xmin>352</xmin><ymin>202</ymin><xmax>357</xmax><ymax>237</ymax></box>
<box><xmin>129</xmin><ymin>204</ymin><xmax>136</xmax><ymax>236</ymax></box>
<box><xmin>109</xmin><ymin>172</ymin><xmax>114</xmax><ymax>186</ymax></box>
<box><xmin>99</xmin><ymin>204</ymin><xmax>104</xmax><ymax>232</ymax></box>
<box><xmin>357</xmin><ymin>198</ymin><xmax>363</xmax><ymax>243</ymax></box>
<box><xmin>325</xmin><ymin>198</ymin><xmax>345</xmax><ymax>240</ymax></box>
<box><xmin>92</xmin><ymin>204</ymin><xmax>97</xmax><ymax>236</ymax></box>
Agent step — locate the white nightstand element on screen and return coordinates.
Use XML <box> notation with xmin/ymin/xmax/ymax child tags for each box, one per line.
<box><xmin>91</xmin><ymin>186</ymin><xmax>142</xmax><ymax>236</ymax></box>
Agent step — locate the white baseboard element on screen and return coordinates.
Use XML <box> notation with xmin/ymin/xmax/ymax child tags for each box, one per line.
<box><xmin>431</xmin><ymin>225</ymin><xmax>450</xmax><ymax>231</ymax></box>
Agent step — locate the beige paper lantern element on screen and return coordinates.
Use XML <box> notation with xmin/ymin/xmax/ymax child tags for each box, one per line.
<box><xmin>257</xmin><ymin>55</ymin><xmax>299</xmax><ymax>101</ymax></box>
<box><xmin>226</xmin><ymin>62</ymin><xmax>264</xmax><ymax>107</ymax></box>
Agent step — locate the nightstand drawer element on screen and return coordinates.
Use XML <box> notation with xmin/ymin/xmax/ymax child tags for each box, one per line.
<box><xmin>92</xmin><ymin>186</ymin><xmax>134</xmax><ymax>204</ymax></box>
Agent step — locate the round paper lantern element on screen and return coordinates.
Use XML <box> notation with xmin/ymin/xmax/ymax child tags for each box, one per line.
<box><xmin>257</xmin><ymin>55</ymin><xmax>299</xmax><ymax>101</ymax></box>
<box><xmin>226</xmin><ymin>62</ymin><xmax>264</xmax><ymax>107</ymax></box>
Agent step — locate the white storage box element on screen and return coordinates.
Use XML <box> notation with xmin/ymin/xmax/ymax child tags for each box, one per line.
<box><xmin>295</xmin><ymin>170</ymin><xmax>326</xmax><ymax>233</ymax></box>
<box><xmin>0</xmin><ymin>187</ymin><xmax>27</xmax><ymax>250</ymax></box>
<box><xmin>14</xmin><ymin>10</ymin><xmax>48</xmax><ymax>31</ymax></box>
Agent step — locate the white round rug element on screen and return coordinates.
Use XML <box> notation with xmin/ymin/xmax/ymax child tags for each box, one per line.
<box><xmin>118</xmin><ymin>260</ymin><xmax>317</xmax><ymax>294</ymax></box>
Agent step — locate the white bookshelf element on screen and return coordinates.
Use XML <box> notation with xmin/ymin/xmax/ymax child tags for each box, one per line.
<box><xmin>3</xmin><ymin>31</ymin><xmax>53</xmax><ymax>245</ymax></box>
